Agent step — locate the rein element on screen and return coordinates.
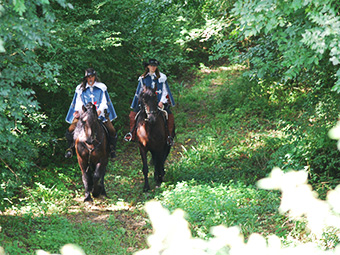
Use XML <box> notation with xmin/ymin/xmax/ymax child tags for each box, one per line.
<box><xmin>158</xmin><ymin>107</ymin><xmax>168</xmax><ymax>120</ymax></box>
<box><xmin>82</xmin><ymin>139</ymin><xmax>102</xmax><ymax>170</ymax></box>
<box><xmin>144</xmin><ymin>105</ymin><xmax>159</xmax><ymax>121</ymax></box>
<box><xmin>143</xmin><ymin>105</ymin><xmax>166</xmax><ymax>122</ymax></box>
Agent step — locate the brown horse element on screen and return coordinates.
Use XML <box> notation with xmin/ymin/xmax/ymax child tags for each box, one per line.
<box><xmin>74</xmin><ymin>102</ymin><xmax>110</xmax><ymax>202</ymax></box>
<box><xmin>136</xmin><ymin>86</ymin><xmax>171</xmax><ymax>191</ymax></box>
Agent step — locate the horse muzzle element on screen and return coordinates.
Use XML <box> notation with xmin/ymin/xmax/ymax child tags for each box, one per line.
<box><xmin>86</xmin><ymin>138</ymin><xmax>95</xmax><ymax>145</ymax></box>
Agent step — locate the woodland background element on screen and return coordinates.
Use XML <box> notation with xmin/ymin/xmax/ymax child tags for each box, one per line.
<box><xmin>2</xmin><ymin>0</ymin><xmax>340</xmax><ymax>253</ymax></box>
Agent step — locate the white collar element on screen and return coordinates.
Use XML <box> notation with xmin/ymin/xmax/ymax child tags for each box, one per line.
<box><xmin>86</xmin><ymin>81</ymin><xmax>96</xmax><ymax>88</ymax></box>
<box><xmin>148</xmin><ymin>72</ymin><xmax>156</xmax><ymax>77</ymax></box>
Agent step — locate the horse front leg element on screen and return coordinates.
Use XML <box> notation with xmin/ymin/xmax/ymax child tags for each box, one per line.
<box><xmin>139</xmin><ymin>147</ymin><xmax>150</xmax><ymax>192</ymax></box>
<box><xmin>79</xmin><ymin>162</ymin><xmax>93</xmax><ymax>202</ymax></box>
<box><xmin>153</xmin><ymin>152</ymin><xmax>165</xmax><ymax>187</ymax></box>
<box><xmin>92</xmin><ymin>162</ymin><xmax>107</xmax><ymax>198</ymax></box>
<box><xmin>82</xmin><ymin>172</ymin><xmax>93</xmax><ymax>202</ymax></box>
<box><xmin>76</xmin><ymin>142</ymin><xmax>93</xmax><ymax>202</ymax></box>
<box><xmin>98</xmin><ymin>165</ymin><xmax>108</xmax><ymax>197</ymax></box>
<box><xmin>100</xmin><ymin>173</ymin><xmax>108</xmax><ymax>197</ymax></box>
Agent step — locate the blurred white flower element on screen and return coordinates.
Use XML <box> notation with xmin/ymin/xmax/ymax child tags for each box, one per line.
<box><xmin>328</xmin><ymin>122</ymin><xmax>340</xmax><ymax>150</ymax></box>
<box><xmin>60</xmin><ymin>244</ymin><xmax>85</xmax><ymax>255</ymax></box>
<box><xmin>136</xmin><ymin>200</ymin><xmax>208</xmax><ymax>255</ymax></box>
<box><xmin>257</xmin><ymin>167</ymin><xmax>308</xmax><ymax>191</ymax></box>
<box><xmin>327</xmin><ymin>185</ymin><xmax>340</xmax><ymax>214</ymax></box>
<box><xmin>135</xmin><ymin>164</ymin><xmax>340</xmax><ymax>255</ymax></box>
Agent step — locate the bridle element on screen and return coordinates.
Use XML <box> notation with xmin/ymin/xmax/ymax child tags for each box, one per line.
<box><xmin>144</xmin><ymin>104</ymin><xmax>159</xmax><ymax>121</ymax></box>
<box><xmin>141</xmin><ymin>92</ymin><xmax>159</xmax><ymax>122</ymax></box>
<box><xmin>80</xmin><ymin>114</ymin><xmax>103</xmax><ymax>172</ymax></box>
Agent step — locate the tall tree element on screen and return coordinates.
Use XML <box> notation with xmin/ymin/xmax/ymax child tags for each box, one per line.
<box><xmin>0</xmin><ymin>0</ymin><xmax>71</xmax><ymax>208</ymax></box>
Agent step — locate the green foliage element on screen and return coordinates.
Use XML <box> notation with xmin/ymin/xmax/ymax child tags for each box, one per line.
<box><xmin>136</xmin><ymin>168</ymin><xmax>340</xmax><ymax>255</ymax></box>
<box><xmin>158</xmin><ymin>180</ymin><xmax>282</xmax><ymax>239</ymax></box>
<box><xmin>2</xmin><ymin>61</ymin><xmax>340</xmax><ymax>254</ymax></box>
<box><xmin>263</xmin><ymin>84</ymin><xmax>340</xmax><ymax>185</ymax></box>
<box><xmin>0</xmin><ymin>0</ymin><xmax>242</xmax><ymax>210</ymax></box>
<box><xmin>3</xmin><ymin>1</ymin><xmax>340</xmax><ymax>254</ymax></box>
<box><xmin>172</xmin><ymin>64</ymin><xmax>340</xmax><ymax>194</ymax></box>
<box><xmin>222</xmin><ymin>0</ymin><xmax>340</xmax><ymax>92</ymax></box>
<box><xmin>0</xmin><ymin>214</ymin><xmax>130</xmax><ymax>255</ymax></box>
<box><xmin>0</xmin><ymin>0</ymin><xmax>67</xmax><ymax>211</ymax></box>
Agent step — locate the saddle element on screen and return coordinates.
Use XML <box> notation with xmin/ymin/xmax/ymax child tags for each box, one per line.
<box><xmin>124</xmin><ymin>108</ymin><xmax>171</xmax><ymax>145</ymax></box>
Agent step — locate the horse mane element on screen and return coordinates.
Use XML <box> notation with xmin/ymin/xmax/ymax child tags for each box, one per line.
<box><xmin>73</xmin><ymin>119</ymin><xmax>84</xmax><ymax>140</ymax></box>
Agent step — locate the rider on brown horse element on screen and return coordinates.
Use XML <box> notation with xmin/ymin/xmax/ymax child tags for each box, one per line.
<box><xmin>65</xmin><ymin>68</ymin><xmax>117</xmax><ymax>159</ymax></box>
<box><xmin>124</xmin><ymin>59</ymin><xmax>175</xmax><ymax>145</ymax></box>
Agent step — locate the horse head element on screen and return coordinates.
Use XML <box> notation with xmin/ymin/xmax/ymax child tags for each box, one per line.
<box><xmin>81</xmin><ymin>102</ymin><xmax>98</xmax><ymax>145</ymax></box>
<box><xmin>140</xmin><ymin>85</ymin><xmax>158</xmax><ymax>124</ymax></box>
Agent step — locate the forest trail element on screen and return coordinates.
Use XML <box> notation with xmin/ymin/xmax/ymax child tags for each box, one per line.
<box><xmin>61</xmin><ymin>67</ymin><xmax>226</xmax><ymax>253</ymax></box>
<box><xmin>0</xmin><ymin>65</ymin><xmax>236</xmax><ymax>254</ymax></box>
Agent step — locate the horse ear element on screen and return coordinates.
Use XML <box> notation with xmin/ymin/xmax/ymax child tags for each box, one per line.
<box><xmin>92</xmin><ymin>104</ymin><xmax>97</xmax><ymax>111</ymax></box>
<box><xmin>82</xmin><ymin>105</ymin><xmax>86</xmax><ymax>112</ymax></box>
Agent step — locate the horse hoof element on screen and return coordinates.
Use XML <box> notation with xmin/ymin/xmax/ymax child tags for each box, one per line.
<box><xmin>154</xmin><ymin>175</ymin><xmax>164</xmax><ymax>184</ymax></box>
<box><xmin>84</xmin><ymin>196</ymin><xmax>93</xmax><ymax>202</ymax></box>
<box><xmin>92</xmin><ymin>187</ymin><xmax>103</xmax><ymax>198</ymax></box>
<box><xmin>101</xmin><ymin>190</ymin><xmax>108</xmax><ymax>197</ymax></box>
<box><xmin>92</xmin><ymin>193</ymin><xmax>100</xmax><ymax>198</ymax></box>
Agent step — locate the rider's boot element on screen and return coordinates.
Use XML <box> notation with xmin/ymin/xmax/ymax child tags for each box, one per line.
<box><xmin>65</xmin><ymin>129</ymin><xmax>75</xmax><ymax>158</ymax></box>
<box><xmin>104</xmin><ymin>110</ymin><xmax>117</xmax><ymax>158</ymax></box>
<box><xmin>109</xmin><ymin>134</ymin><xmax>118</xmax><ymax>158</ymax></box>
<box><xmin>124</xmin><ymin>111</ymin><xmax>137</xmax><ymax>142</ymax></box>
<box><xmin>167</xmin><ymin>113</ymin><xmax>175</xmax><ymax>146</ymax></box>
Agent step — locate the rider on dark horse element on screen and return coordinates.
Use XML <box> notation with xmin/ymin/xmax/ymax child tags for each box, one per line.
<box><xmin>64</xmin><ymin>68</ymin><xmax>118</xmax><ymax>158</ymax></box>
<box><xmin>124</xmin><ymin>59</ymin><xmax>175</xmax><ymax>145</ymax></box>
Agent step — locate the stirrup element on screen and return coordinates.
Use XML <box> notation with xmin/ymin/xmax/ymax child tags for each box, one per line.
<box><xmin>167</xmin><ymin>136</ymin><xmax>174</xmax><ymax>146</ymax></box>
<box><xmin>124</xmin><ymin>132</ymin><xmax>132</xmax><ymax>142</ymax></box>
<box><xmin>65</xmin><ymin>148</ymin><xmax>73</xmax><ymax>158</ymax></box>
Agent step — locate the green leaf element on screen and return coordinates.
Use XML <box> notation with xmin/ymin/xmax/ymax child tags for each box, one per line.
<box><xmin>13</xmin><ymin>0</ymin><xmax>26</xmax><ymax>15</ymax></box>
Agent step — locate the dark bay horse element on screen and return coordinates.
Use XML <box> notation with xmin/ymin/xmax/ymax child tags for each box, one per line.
<box><xmin>136</xmin><ymin>86</ymin><xmax>171</xmax><ymax>191</ymax></box>
<box><xmin>74</xmin><ymin>102</ymin><xmax>110</xmax><ymax>202</ymax></box>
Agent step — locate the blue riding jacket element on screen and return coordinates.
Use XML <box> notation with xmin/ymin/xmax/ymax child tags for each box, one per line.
<box><xmin>65</xmin><ymin>82</ymin><xmax>117</xmax><ymax>124</ymax></box>
<box><xmin>130</xmin><ymin>72</ymin><xmax>175</xmax><ymax>112</ymax></box>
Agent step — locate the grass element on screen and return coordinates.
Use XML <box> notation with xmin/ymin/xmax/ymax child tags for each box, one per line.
<box><xmin>156</xmin><ymin>180</ymin><xmax>285</xmax><ymax>239</ymax></box>
<box><xmin>0</xmin><ymin>212</ymin><xmax>141</xmax><ymax>254</ymax></box>
<box><xmin>1</xmin><ymin>64</ymin><xmax>340</xmax><ymax>254</ymax></box>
